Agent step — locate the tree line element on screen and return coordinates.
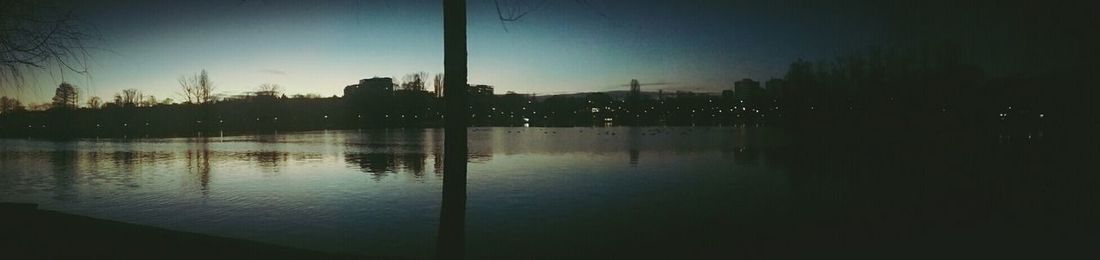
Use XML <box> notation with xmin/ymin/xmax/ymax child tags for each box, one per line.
<box><xmin>0</xmin><ymin>44</ymin><xmax>1086</xmax><ymax>138</ymax></box>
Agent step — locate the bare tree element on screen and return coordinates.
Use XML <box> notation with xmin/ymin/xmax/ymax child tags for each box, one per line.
<box><xmin>86</xmin><ymin>96</ymin><xmax>101</xmax><ymax>109</ymax></box>
<box><xmin>0</xmin><ymin>1</ymin><xmax>97</xmax><ymax>88</ymax></box>
<box><xmin>198</xmin><ymin>70</ymin><xmax>215</xmax><ymax>103</ymax></box>
<box><xmin>256</xmin><ymin>83</ymin><xmax>281</xmax><ymax>97</ymax></box>
<box><xmin>51</xmin><ymin>82</ymin><xmax>79</xmax><ymax>109</ymax></box>
<box><xmin>178</xmin><ymin>69</ymin><xmax>216</xmax><ymax>104</ymax></box>
<box><xmin>401</xmin><ymin>72</ymin><xmax>429</xmax><ymax>91</ymax></box>
<box><xmin>178</xmin><ymin>75</ymin><xmax>198</xmax><ymax>104</ymax></box>
<box><xmin>433</xmin><ymin>73</ymin><xmax>445</xmax><ymax>97</ymax></box>
<box><xmin>115</xmin><ymin>88</ymin><xmax>142</xmax><ymax>107</ymax></box>
<box><xmin>142</xmin><ymin>95</ymin><xmax>157</xmax><ymax>107</ymax></box>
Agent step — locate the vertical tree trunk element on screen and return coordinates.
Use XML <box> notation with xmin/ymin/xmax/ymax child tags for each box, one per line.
<box><xmin>437</xmin><ymin>0</ymin><xmax>467</xmax><ymax>259</ymax></box>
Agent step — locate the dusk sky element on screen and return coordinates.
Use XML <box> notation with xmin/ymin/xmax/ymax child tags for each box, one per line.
<box><xmin>4</xmin><ymin>0</ymin><xmax>1088</xmax><ymax>104</ymax></box>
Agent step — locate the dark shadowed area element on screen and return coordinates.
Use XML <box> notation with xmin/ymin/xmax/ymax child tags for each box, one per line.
<box><xmin>1</xmin><ymin>0</ymin><xmax>1096</xmax><ymax>259</ymax></box>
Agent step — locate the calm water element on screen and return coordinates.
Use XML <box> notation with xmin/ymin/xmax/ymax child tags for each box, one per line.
<box><xmin>1</xmin><ymin>127</ymin><xmax>800</xmax><ymax>258</ymax></box>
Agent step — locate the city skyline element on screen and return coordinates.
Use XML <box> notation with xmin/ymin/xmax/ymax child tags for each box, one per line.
<box><xmin>8</xmin><ymin>0</ymin><xmax>1084</xmax><ymax>104</ymax></box>
<box><xmin>3</xmin><ymin>0</ymin><xmax>1088</xmax><ymax>104</ymax></box>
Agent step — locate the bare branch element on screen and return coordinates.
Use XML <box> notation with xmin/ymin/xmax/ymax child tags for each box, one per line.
<box><xmin>0</xmin><ymin>1</ymin><xmax>98</xmax><ymax>88</ymax></box>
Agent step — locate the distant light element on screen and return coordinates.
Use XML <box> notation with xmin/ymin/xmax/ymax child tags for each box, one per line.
<box><xmin>1039</xmin><ymin>114</ymin><xmax>1045</xmax><ymax>118</ymax></box>
<box><xmin>324</xmin><ymin>115</ymin><xmax>329</xmax><ymax>119</ymax></box>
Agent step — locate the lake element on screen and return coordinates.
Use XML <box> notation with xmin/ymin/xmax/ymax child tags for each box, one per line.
<box><xmin>0</xmin><ymin>127</ymin><xmax>1093</xmax><ymax>258</ymax></box>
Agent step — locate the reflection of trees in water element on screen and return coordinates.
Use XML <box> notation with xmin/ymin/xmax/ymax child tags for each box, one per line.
<box><xmin>629</xmin><ymin>149</ymin><xmax>639</xmax><ymax>166</ymax></box>
<box><xmin>628</xmin><ymin>127</ymin><xmax>641</xmax><ymax>166</ymax></box>
<box><xmin>402</xmin><ymin>153</ymin><xmax>427</xmax><ymax>177</ymax></box>
<box><xmin>48</xmin><ymin>148</ymin><xmax>78</xmax><ymax>201</ymax></box>
<box><xmin>433</xmin><ymin>150</ymin><xmax>444</xmax><ymax>176</ymax></box>
<box><xmin>105</xmin><ymin>150</ymin><xmax>175</xmax><ymax>174</ymax></box>
<box><xmin>344</xmin><ymin>152</ymin><xmax>430</xmax><ymax>180</ymax></box>
<box><xmin>241</xmin><ymin>151</ymin><xmax>289</xmax><ymax>173</ymax></box>
<box><xmin>342</xmin><ymin>129</ymin><xmax>445</xmax><ymax>180</ymax></box>
<box><xmin>184</xmin><ymin>143</ymin><xmax>212</xmax><ymax>196</ymax></box>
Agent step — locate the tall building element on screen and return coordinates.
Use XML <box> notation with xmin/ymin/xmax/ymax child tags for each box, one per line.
<box><xmin>734</xmin><ymin>78</ymin><xmax>762</xmax><ymax>101</ymax></box>
<box><xmin>344</xmin><ymin>77</ymin><xmax>395</xmax><ymax>99</ymax></box>
<box><xmin>765</xmin><ymin>78</ymin><xmax>785</xmax><ymax>99</ymax></box>
<box><xmin>359</xmin><ymin>77</ymin><xmax>395</xmax><ymax>93</ymax></box>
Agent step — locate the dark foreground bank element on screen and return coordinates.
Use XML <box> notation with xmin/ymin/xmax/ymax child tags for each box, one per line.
<box><xmin>0</xmin><ymin>203</ymin><xmax>399</xmax><ymax>259</ymax></box>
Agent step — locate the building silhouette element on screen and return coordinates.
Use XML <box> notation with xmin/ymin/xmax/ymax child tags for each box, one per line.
<box><xmin>734</xmin><ymin>78</ymin><xmax>762</xmax><ymax>102</ymax></box>
<box><xmin>469</xmin><ymin>84</ymin><xmax>494</xmax><ymax>96</ymax></box>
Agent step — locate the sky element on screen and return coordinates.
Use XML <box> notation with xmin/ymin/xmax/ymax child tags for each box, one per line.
<box><xmin>3</xmin><ymin>0</ymin><xmax>1091</xmax><ymax>104</ymax></box>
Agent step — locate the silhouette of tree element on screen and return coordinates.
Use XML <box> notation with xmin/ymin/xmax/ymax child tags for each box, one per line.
<box><xmin>197</xmin><ymin>70</ymin><xmax>215</xmax><ymax>104</ymax></box>
<box><xmin>178</xmin><ymin>75</ymin><xmax>197</xmax><ymax>104</ymax></box>
<box><xmin>86</xmin><ymin>96</ymin><xmax>101</xmax><ymax>109</ymax></box>
<box><xmin>179</xmin><ymin>70</ymin><xmax>216</xmax><ymax>104</ymax></box>
<box><xmin>0</xmin><ymin>96</ymin><xmax>24</xmax><ymax>114</ymax></box>
<box><xmin>401</xmin><ymin>72</ymin><xmax>429</xmax><ymax>91</ymax></box>
<box><xmin>0</xmin><ymin>1</ymin><xmax>96</xmax><ymax>88</ymax></box>
<box><xmin>51</xmin><ymin>82</ymin><xmax>79</xmax><ymax>110</ymax></box>
<box><xmin>142</xmin><ymin>95</ymin><xmax>158</xmax><ymax>107</ymax></box>
<box><xmin>256</xmin><ymin>83</ymin><xmax>281</xmax><ymax>97</ymax></box>
<box><xmin>433</xmin><ymin>73</ymin><xmax>445</xmax><ymax>97</ymax></box>
<box><xmin>114</xmin><ymin>89</ymin><xmax>142</xmax><ymax>108</ymax></box>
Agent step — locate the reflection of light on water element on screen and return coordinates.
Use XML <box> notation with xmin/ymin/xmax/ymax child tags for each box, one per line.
<box><xmin>0</xmin><ymin>127</ymin><xmax>776</xmax><ymax>259</ymax></box>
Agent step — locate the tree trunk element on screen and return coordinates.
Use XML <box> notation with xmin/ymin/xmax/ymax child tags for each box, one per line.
<box><xmin>437</xmin><ymin>0</ymin><xmax>467</xmax><ymax>259</ymax></box>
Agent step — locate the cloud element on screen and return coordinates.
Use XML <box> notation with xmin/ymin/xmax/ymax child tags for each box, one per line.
<box><xmin>259</xmin><ymin>69</ymin><xmax>288</xmax><ymax>75</ymax></box>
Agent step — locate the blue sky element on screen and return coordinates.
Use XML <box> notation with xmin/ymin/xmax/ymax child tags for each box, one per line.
<box><xmin>5</xmin><ymin>0</ymin><xmax>1086</xmax><ymax>104</ymax></box>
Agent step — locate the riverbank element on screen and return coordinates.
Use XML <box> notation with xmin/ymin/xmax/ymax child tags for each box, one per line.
<box><xmin>0</xmin><ymin>203</ymin><xmax>399</xmax><ymax>259</ymax></box>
